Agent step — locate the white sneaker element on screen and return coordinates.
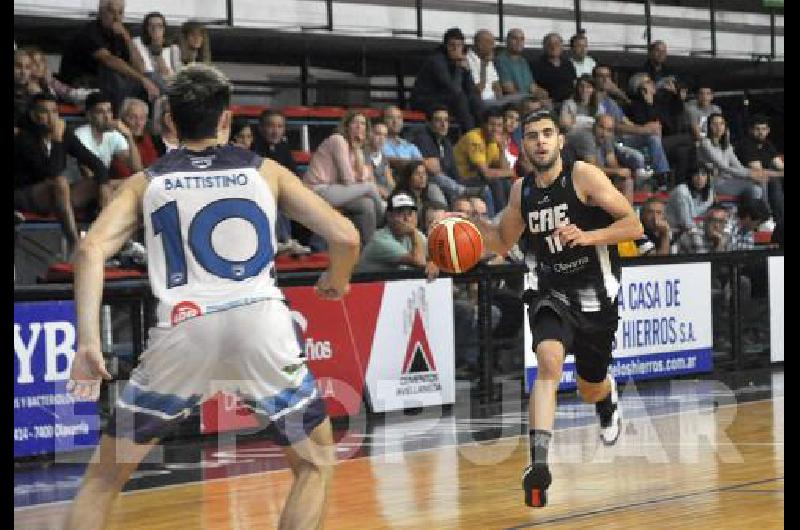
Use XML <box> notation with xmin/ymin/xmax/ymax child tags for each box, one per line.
<box><xmin>635</xmin><ymin>168</ymin><xmax>655</xmax><ymax>181</ymax></box>
<box><xmin>759</xmin><ymin>218</ymin><xmax>776</xmax><ymax>232</ymax></box>
<box><xmin>597</xmin><ymin>374</ymin><xmax>622</xmax><ymax>446</ymax></box>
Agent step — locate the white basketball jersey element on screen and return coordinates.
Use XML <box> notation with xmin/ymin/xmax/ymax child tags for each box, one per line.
<box><xmin>143</xmin><ymin>145</ymin><xmax>283</xmax><ymax>327</ymax></box>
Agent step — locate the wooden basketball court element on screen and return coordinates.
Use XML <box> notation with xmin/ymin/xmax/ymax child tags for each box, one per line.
<box><xmin>15</xmin><ymin>394</ymin><xmax>783</xmax><ymax>529</ymax></box>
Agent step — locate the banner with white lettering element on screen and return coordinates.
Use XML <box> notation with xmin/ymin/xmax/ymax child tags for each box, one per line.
<box><xmin>769</xmin><ymin>256</ymin><xmax>784</xmax><ymax>363</ymax></box>
<box><xmin>525</xmin><ymin>262</ymin><xmax>713</xmax><ymax>391</ymax></box>
<box><xmin>14</xmin><ymin>302</ymin><xmax>99</xmax><ymax>457</ymax></box>
<box><xmin>365</xmin><ymin>279</ymin><xmax>455</xmax><ymax>413</ymax></box>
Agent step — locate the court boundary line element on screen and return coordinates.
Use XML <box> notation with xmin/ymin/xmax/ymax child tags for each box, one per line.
<box><xmin>504</xmin><ymin>476</ymin><xmax>784</xmax><ymax>529</ymax></box>
<box><xmin>14</xmin><ymin>395</ymin><xmax>782</xmax><ymax>512</ymax></box>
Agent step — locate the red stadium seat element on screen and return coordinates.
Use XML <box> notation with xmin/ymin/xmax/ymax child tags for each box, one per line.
<box><xmin>58</xmin><ymin>103</ymin><xmax>82</xmax><ymax>116</ymax></box>
<box><xmin>229</xmin><ymin>104</ymin><xmax>266</xmax><ymax>118</ymax></box>
<box><xmin>403</xmin><ymin>110</ymin><xmax>426</xmax><ymax>122</ymax></box>
<box><xmin>41</xmin><ymin>262</ymin><xmax>146</xmax><ymax>283</ymax></box>
<box><xmin>291</xmin><ymin>150</ymin><xmax>311</xmax><ymax>164</ymax></box>
<box><xmin>275</xmin><ymin>252</ymin><xmax>330</xmax><ymax>271</ymax></box>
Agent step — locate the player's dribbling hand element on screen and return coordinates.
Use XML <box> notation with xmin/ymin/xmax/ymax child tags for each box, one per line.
<box><xmin>67</xmin><ymin>346</ymin><xmax>112</xmax><ymax>401</ymax></box>
<box><xmin>555</xmin><ymin>224</ymin><xmax>594</xmax><ymax>247</ymax></box>
<box><xmin>315</xmin><ymin>271</ymin><xmax>350</xmax><ymax>300</ymax></box>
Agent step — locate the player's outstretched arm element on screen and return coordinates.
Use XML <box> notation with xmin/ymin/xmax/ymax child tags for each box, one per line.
<box><xmin>559</xmin><ymin>161</ymin><xmax>644</xmax><ymax>247</ymax></box>
<box><xmin>470</xmin><ymin>178</ymin><xmax>526</xmax><ymax>255</ymax></box>
<box><xmin>267</xmin><ymin>160</ymin><xmax>360</xmax><ymax>299</ymax></box>
<box><xmin>70</xmin><ymin>173</ymin><xmax>148</xmax><ymax>399</ymax></box>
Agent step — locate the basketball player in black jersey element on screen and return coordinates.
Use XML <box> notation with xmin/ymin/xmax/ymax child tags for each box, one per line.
<box><xmin>469</xmin><ymin>110</ymin><xmax>643</xmax><ymax>507</ymax></box>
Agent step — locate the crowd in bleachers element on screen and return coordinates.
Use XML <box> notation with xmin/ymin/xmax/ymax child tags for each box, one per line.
<box><xmin>14</xmin><ymin>0</ymin><xmax>784</xmax><ymax>277</ymax></box>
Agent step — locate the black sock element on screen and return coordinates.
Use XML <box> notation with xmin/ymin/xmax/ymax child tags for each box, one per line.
<box><xmin>595</xmin><ymin>391</ymin><xmax>615</xmax><ymax>419</ymax></box>
<box><xmin>529</xmin><ymin>429</ymin><xmax>552</xmax><ymax>466</ymax></box>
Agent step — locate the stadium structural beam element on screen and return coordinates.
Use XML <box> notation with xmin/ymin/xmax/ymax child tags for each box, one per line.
<box><xmin>575</xmin><ymin>0</ymin><xmax>582</xmax><ymax>35</ymax></box>
<box><xmin>226</xmin><ymin>0</ymin><xmax>233</xmax><ymax>26</ymax></box>
<box><xmin>644</xmin><ymin>0</ymin><xmax>652</xmax><ymax>47</ymax></box>
<box><xmin>416</xmin><ymin>0</ymin><xmax>422</xmax><ymax>38</ymax></box>
<box><xmin>498</xmin><ymin>0</ymin><xmax>504</xmax><ymax>45</ymax></box>
<box><xmin>327</xmin><ymin>0</ymin><xmax>334</xmax><ymax>32</ymax></box>
<box><xmin>710</xmin><ymin>0</ymin><xmax>717</xmax><ymax>57</ymax></box>
<box><xmin>770</xmin><ymin>9</ymin><xmax>776</xmax><ymax>59</ymax></box>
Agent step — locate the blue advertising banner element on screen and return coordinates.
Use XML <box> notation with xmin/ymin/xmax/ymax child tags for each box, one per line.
<box><xmin>14</xmin><ymin>301</ymin><xmax>100</xmax><ymax>457</ymax></box>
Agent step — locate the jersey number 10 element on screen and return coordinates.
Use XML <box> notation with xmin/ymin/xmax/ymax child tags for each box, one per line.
<box><xmin>151</xmin><ymin>198</ymin><xmax>274</xmax><ymax>288</ymax></box>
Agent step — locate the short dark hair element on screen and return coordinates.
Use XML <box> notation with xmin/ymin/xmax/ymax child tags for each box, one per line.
<box><xmin>230</xmin><ymin>117</ymin><xmax>251</xmax><ymax>138</ymax></box>
<box><xmin>736</xmin><ymin>197</ymin><xmax>770</xmax><ymax>223</ymax></box>
<box><xmin>749</xmin><ymin>114</ymin><xmax>770</xmax><ymax>128</ymax></box>
<box><xmin>85</xmin><ymin>91</ymin><xmax>113</xmax><ymax>112</ymax></box>
<box><xmin>443</xmin><ymin>27</ymin><xmax>465</xmax><ymax>45</ymax></box>
<box><xmin>141</xmin><ymin>12</ymin><xmax>167</xmax><ymax>47</ymax></box>
<box><xmin>643</xmin><ymin>196</ymin><xmax>667</xmax><ymax>208</ymax></box>
<box><xmin>29</xmin><ymin>91</ymin><xmax>57</xmax><ymax>110</ymax></box>
<box><xmin>426</xmin><ymin>104</ymin><xmax>450</xmax><ymax>121</ymax></box>
<box><xmin>258</xmin><ymin>109</ymin><xmax>285</xmax><ymax>124</ymax></box>
<box><xmin>592</xmin><ymin>63</ymin><xmax>611</xmax><ymax>77</ymax></box>
<box><xmin>480</xmin><ymin>106</ymin><xmax>505</xmax><ymax>125</ymax></box>
<box><xmin>168</xmin><ymin>64</ymin><xmax>232</xmax><ymax>141</ymax></box>
<box><xmin>521</xmin><ymin>109</ymin><xmax>560</xmax><ymax>132</ymax></box>
<box><xmin>706</xmin><ymin>203</ymin><xmax>729</xmax><ymax>218</ymax></box>
<box><xmin>569</xmin><ymin>31</ymin><xmax>587</xmax><ymax>48</ymax></box>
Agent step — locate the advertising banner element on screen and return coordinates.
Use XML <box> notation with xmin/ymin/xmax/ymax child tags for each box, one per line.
<box><xmin>769</xmin><ymin>256</ymin><xmax>784</xmax><ymax>363</ymax></box>
<box><xmin>525</xmin><ymin>263</ymin><xmax>713</xmax><ymax>391</ymax></box>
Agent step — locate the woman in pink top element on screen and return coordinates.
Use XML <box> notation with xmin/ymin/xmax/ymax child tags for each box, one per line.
<box><xmin>305</xmin><ymin>110</ymin><xmax>386</xmax><ymax>245</ymax></box>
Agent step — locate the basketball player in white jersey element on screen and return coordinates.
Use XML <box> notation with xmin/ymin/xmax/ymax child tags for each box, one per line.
<box><xmin>65</xmin><ymin>64</ymin><xmax>360</xmax><ymax>529</ymax></box>
<box><xmin>468</xmin><ymin>110</ymin><xmax>643</xmax><ymax>507</ymax></box>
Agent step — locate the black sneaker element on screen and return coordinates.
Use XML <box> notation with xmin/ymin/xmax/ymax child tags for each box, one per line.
<box><xmin>522</xmin><ymin>464</ymin><xmax>551</xmax><ymax>507</ymax></box>
<box><xmin>596</xmin><ymin>374</ymin><xmax>622</xmax><ymax>446</ymax></box>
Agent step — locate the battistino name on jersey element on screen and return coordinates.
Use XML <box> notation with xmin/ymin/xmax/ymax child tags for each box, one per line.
<box><xmin>143</xmin><ymin>145</ymin><xmax>283</xmax><ymax>327</ymax></box>
<box><xmin>519</xmin><ymin>162</ymin><xmax>621</xmax><ymax>312</ymax></box>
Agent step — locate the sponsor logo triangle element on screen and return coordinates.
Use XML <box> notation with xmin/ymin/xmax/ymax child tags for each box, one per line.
<box><xmin>402</xmin><ymin>310</ymin><xmax>436</xmax><ymax>374</ymax></box>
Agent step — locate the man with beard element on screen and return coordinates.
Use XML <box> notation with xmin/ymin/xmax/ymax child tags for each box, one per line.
<box><xmin>468</xmin><ymin>109</ymin><xmax>643</xmax><ymax>507</ymax></box>
<box><xmin>15</xmin><ymin>92</ymin><xmax>108</xmax><ymax>254</ymax></box>
<box><xmin>73</xmin><ymin>91</ymin><xmax>142</xmax><ymax>207</ymax></box>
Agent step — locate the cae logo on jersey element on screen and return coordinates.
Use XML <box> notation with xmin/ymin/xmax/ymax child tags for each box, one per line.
<box><xmin>171</xmin><ymin>301</ymin><xmax>202</xmax><ymax>326</ymax></box>
<box><xmin>528</xmin><ymin>203</ymin><xmax>570</xmax><ymax>234</ymax></box>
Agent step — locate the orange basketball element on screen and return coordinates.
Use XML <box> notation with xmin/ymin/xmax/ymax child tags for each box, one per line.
<box><xmin>427</xmin><ymin>217</ymin><xmax>485</xmax><ymax>274</ymax></box>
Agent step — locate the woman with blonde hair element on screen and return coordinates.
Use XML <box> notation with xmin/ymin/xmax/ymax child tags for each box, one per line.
<box><xmin>179</xmin><ymin>21</ymin><xmax>212</xmax><ymax>67</ymax></box>
<box><xmin>304</xmin><ymin>110</ymin><xmax>386</xmax><ymax>245</ymax></box>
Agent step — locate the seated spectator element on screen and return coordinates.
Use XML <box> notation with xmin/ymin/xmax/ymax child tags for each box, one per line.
<box><xmin>424</xmin><ymin>201</ymin><xmax>449</xmax><ymax>232</ymax></box>
<box><xmin>575</xmin><ymin>114</ymin><xmax>635</xmax><ymax>204</ymax></box>
<box><xmin>14</xmin><ymin>93</ymin><xmax>108</xmax><ymax>253</ymax></box>
<box><xmin>639</xmin><ymin>196</ymin><xmax>674</xmax><ymax>255</ymax></box>
<box><xmin>367</xmin><ymin>119</ymin><xmax>394</xmax><ymax>200</ymax></box>
<box><xmin>304</xmin><ymin>110</ymin><xmax>385</xmax><ymax>246</ymax></box>
<box><xmin>132</xmin><ymin>12</ymin><xmax>180</xmax><ymax>93</ymax></box>
<box><xmin>730</xmin><ymin>195</ymin><xmax>771</xmax><ymax>251</ymax></box>
<box><xmin>466</xmin><ymin>29</ymin><xmax>503</xmax><ymax>103</ymax></box>
<box><xmin>110</xmin><ymin>97</ymin><xmax>160</xmax><ymax>179</ymax></box>
<box><xmin>643</xmin><ymin>40</ymin><xmax>676</xmax><ymax>85</ymax></box>
<box><xmin>382</xmin><ymin>105</ymin><xmax>423</xmax><ymax>164</ymax></box>
<box><xmin>676</xmin><ymin>204</ymin><xmax>731</xmax><ymax>254</ymax></box>
<box><xmin>593</xmin><ymin>65</ymin><xmax>671</xmax><ymax>188</ymax></box>
<box><xmin>178</xmin><ymin>21</ymin><xmax>212</xmax><ymax>67</ymax></box>
<box><xmin>73</xmin><ymin>91</ymin><xmax>142</xmax><ymax>207</ymax></box>
<box><xmin>559</xmin><ymin>74</ymin><xmax>596</xmax><ymax>134</ymax></box>
<box><xmin>358</xmin><ymin>188</ymin><xmax>437</xmax><ymax>280</ymax></box>
<box><xmin>502</xmin><ymin>103</ymin><xmax>521</xmax><ymax>171</ymax></box>
<box><xmin>151</xmin><ymin>95</ymin><xmax>179</xmax><ymax>154</ymax></box>
<box><xmin>453</xmin><ymin>107</ymin><xmax>515</xmax><ymax>215</ymax></box>
<box><xmin>58</xmin><ymin>0</ymin><xmax>160</xmax><ymax>113</ymax></box>
<box><xmin>569</xmin><ymin>31</ymin><xmax>597</xmax><ymax>78</ymax></box>
<box><xmin>530</xmin><ymin>32</ymin><xmax>577</xmax><ymax>107</ymax></box>
<box><xmin>666</xmin><ymin>162</ymin><xmax>716</xmax><ymax>236</ymax></box>
<box><xmin>698</xmin><ymin>113</ymin><xmax>779</xmax><ymax>205</ymax></box>
<box><xmin>230</xmin><ymin>118</ymin><xmax>254</xmax><ymax>150</ymax></box>
<box><xmin>394</xmin><ymin>160</ymin><xmax>448</xmax><ymax>230</ymax></box>
<box><xmin>494</xmin><ymin>28</ymin><xmax>547</xmax><ymax>100</ymax></box>
<box><xmin>410</xmin><ymin>27</ymin><xmax>482</xmax><ymax>132</ymax></box>
<box><xmin>411</xmin><ymin>105</ymin><xmax>484</xmax><ymax>204</ymax></box>
<box><xmin>685</xmin><ymin>83</ymin><xmax>721</xmax><ymax>140</ymax></box>
<box><xmin>252</xmin><ymin>109</ymin><xmax>298</xmax><ymax>175</ymax></box>
<box><xmin>736</xmin><ymin>114</ymin><xmax>784</xmax><ymax>246</ymax></box>
<box><xmin>14</xmin><ymin>49</ymin><xmax>34</xmax><ymax>130</ymax></box>
<box><xmin>23</xmin><ymin>46</ymin><xmax>93</xmax><ymax>105</ymax></box>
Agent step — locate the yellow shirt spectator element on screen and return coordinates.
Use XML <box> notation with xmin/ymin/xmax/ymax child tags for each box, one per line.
<box><xmin>453</xmin><ymin>128</ymin><xmax>502</xmax><ymax>181</ymax></box>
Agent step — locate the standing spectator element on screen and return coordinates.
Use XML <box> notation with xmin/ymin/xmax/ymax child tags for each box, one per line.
<box><xmin>14</xmin><ymin>49</ymin><xmax>35</xmax><ymax>130</ymax></box>
<box><xmin>73</xmin><ymin>91</ymin><xmax>142</xmax><ymax>207</ymax></box>
<box><xmin>382</xmin><ymin>105</ymin><xmax>423</xmax><ymax>163</ymax></box>
<box><xmin>685</xmin><ymin>83</ymin><xmax>721</xmax><ymax>140</ymax></box>
<box><xmin>410</xmin><ymin>27</ymin><xmax>483</xmax><ymax>132</ymax></box>
<box><xmin>569</xmin><ymin>31</ymin><xmax>597</xmax><ymax>78</ymax></box>
<box><xmin>367</xmin><ymin>119</ymin><xmax>394</xmax><ymax>200</ymax></box>
<box><xmin>131</xmin><ymin>12</ymin><xmax>180</xmax><ymax>92</ymax></box>
<box><xmin>495</xmin><ymin>28</ymin><xmax>547</xmax><ymax>99</ymax></box>
<box><xmin>676</xmin><ymin>204</ymin><xmax>731</xmax><ymax>254</ymax></box>
<box><xmin>466</xmin><ymin>29</ymin><xmax>503</xmax><ymax>103</ymax></box>
<box><xmin>737</xmin><ymin>114</ymin><xmax>784</xmax><ymax>244</ymax></box>
<box><xmin>304</xmin><ymin>110</ymin><xmax>384</xmax><ymax>246</ymax></box>
<box><xmin>14</xmin><ymin>93</ymin><xmax>108</xmax><ymax>253</ymax></box>
<box><xmin>357</xmin><ymin>188</ymin><xmax>437</xmax><ymax>280</ymax></box>
<box><xmin>453</xmin><ymin>107</ymin><xmax>515</xmax><ymax>214</ymax></box>
<box><xmin>530</xmin><ymin>32</ymin><xmax>577</xmax><ymax>107</ymax></box>
<box><xmin>178</xmin><ymin>21</ymin><xmax>212</xmax><ymax>67</ymax></box>
<box><xmin>394</xmin><ymin>160</ymin><xmax>447</xmax><ymax>230</ymax></box>
<box><xmin>110</xmin><ymin>97</ymin><xmax>159</xmax><ymax>180</ymax></box>
<box><xmin>666</xmin><ymin>162</ymin><xmax>716</xmax><ymax>235</ymax></box>
<box><xmin>639</xmin><ymin>197</ymin><xmax>674</xmax><ymax>255</ymax></box>
<box><xmin>252</xmin><ymin>110</ymin><xmax>298</xmax><ymax>175</ymax></box>
<box><xmin>58</xmin><ymin>0</ymin><xmax>160</xmax><ymax>113</ymax></box>
<box><xmin>230</xmin><ymin>118</ymin><xmax>254</xmax><ymax>150</ymax></box>
<box><xmin>698</xmin><ymin>113</ymin><xmax>779</xmax><ymax>203</ymax></box>
<box><xmin>643</xmin><ymin>40</ymin><xmax>676</xmax><ymax>84</ymax></box>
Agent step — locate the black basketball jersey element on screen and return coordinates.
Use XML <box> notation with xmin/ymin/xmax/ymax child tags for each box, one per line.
<box><xmin>519</xmin><ymin>161</ymin><xmax>621</xmax><ymax>312</ymax></box>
